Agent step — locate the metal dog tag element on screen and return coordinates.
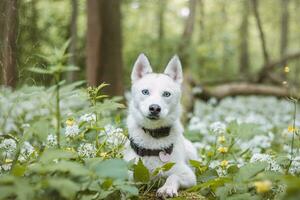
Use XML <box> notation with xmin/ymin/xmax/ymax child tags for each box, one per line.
<box><xmin>159</xmin><ymin>151</ymin><xmax>171</xmax><ymax>162</ymax></box>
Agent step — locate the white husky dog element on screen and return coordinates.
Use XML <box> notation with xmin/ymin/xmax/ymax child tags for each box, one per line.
<box><xmin>123</xmin><ymin>54</ymin><xmax>197</xmax><ymax>197</ymax></box>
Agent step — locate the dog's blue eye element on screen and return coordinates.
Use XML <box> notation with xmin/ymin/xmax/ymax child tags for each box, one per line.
<box><xmin>142</xmin><ymin>89</ymin><xmax>150</xmax><ymax>95</ymax></box>
<box><xmin>162</xmin><ymin>91</ymin><xmax>171</xmax><ymax>97</ymax></box>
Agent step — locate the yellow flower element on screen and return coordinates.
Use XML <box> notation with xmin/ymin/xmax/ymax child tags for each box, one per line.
<box><xmin>218</xmin><ymin>136</ymin><xmax>226</xmax><ymax>143</ymax></box>
<box><xmin>65</xmin><ymin>147</ymin><xmax>75</xmax><ymax>152</ymax></box>
<box><xmin>207</xmin><ymin>151</ymin><xmax>214</xmax><ymax>157</ymax></box>
<box><xmin>284</xmin><ymin>66</ymin><xmax>290</xmax><ymax>73</ymax></box>
<box><xmin>218</xmin><ymin>146</ymin><xmax>228</xmax><ymax>154</ymax></box>
<box><xmin>100</xmin><ymin>152</ymin><xmax>108</xmax><ymax>157</ymax></box>
<box><xmin>4</xmin><ymin>159</ymin><xmax>13</xmax><ymax>163</ymax></box>
<box><xmin>254</xmin><ymin>180</ymin><xmax>272</xmax><ymax>193</ymax></box>
<box><xmin>288</xmin><ymin>125</ymin><xmax>298</xmax><ymax>133</ymax></box>
<box><xmin>66</xmin><ymin>119</ymin><xmax>75</xmax><ymax>126</ymax></box>
<box><xmin>220</xmin><ymin>160</ymin><xmax>228</xmax><ymax>168</ymax></box>
<box><xmin>282</xmin><ymin>81</ymin><xmax>288</xmax><ymax>85</ymax></box>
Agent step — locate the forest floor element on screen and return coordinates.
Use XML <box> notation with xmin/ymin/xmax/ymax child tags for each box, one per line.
<box><xmin>139</xmin><ymin>191</ymin><xmax>206</xmax><ymax>200</ymax></box>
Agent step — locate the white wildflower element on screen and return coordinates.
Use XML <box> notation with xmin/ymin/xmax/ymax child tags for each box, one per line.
<box><xmin>79</xmin><ymin>113</ymin><xmax>96</xmax><ymax>122</ymax></box>
<box><xmin>193</xmin><ymin>142</ymin><xmax>211</xmax><ymax>151</ymax></box>
<box><xmin>250</xmin><ymin>153</ymin><xmax>282</xmax><ymax>172</ymax></box>
<box><xmin>19</xmin><ymin>142</ymin><xmax>35</xmax><ymax>162</ymax></box>
<box><xmin>65</xmin><ymin>124</ymin><xmax>80</xmax><ymax>137</ymax></box>
<box><xmin>239</xmin><ymin>132</ymin><xmax>274</xmax><ymax>153</ymax></box>
<box><xmin>209</xmin><ymin>122</ymin><xmax>226</xmax><ymax>135</ymax></box>
<box><xmin>0</xmin><ymin>139</ymin><xmax>17</xmax><ymax>158</ymax></box>
<box><xmin>1</xmin><ymin>163</ymin><xmax>12</xmax><ymax>171</ymax></box>
<box><xmin>47</xmin><ymin>134</ymin><xmax>57</xmax><ymax>146</ymax></box>
<box><xmin>209</xmin><ymin>160</ymin><xmax>220</xmax><ymax>169</ymax></box>
<box><xmin>289</xmin><ymin>156</ymin><xmax>300</xmax><ymax>175</ymax></box>
<box><xmin>208</xmin><ymin>160</ymin><xmax>229</xmax><ymax>176</ymax></box>
<box><xmin>99</xmin><ymin>124</ymin><xmax>127</xmax><ymax>146</ymax></box>
<box><xmin>77</xmin><ymin>143</ymin><xmax>96</xmax><ymax>158</ymax></box>
<box><xmin>21</xmin><ymin>123</ymin><xmax>30</xmax><ymax>129</ymax></box>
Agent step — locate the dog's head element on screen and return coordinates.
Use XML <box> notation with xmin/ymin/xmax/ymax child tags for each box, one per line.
<box><xmin>129</xmin><ymin>54</ymin><xmax>183</xmax><ymax>127</ymax></box>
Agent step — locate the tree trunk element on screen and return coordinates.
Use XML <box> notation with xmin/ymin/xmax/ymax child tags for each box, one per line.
<box><xmin>178</xmin><ymin>0</ymin><xmax>197</xmax><ymax>66</ymax></box>
<box><xmin>99</xmin><ymin>0</ymin><xmax>123</xmax><ymax>96</ymax></box>
<box><xmin>239</xmin><ymin>0</ymin><xmax>250</xmax><ymax>76</ymax></box>
<box><xmin>252</xmin><ymin>0</ymin><xmax>273</xmax><ymax>82</ymax></box>
<box><xmin>2</xmin><ymin>0</ymin><xmax>18</xmax><ymax>88</ymax></box>
<box><xmin>198</xmin><ymin>0</ymin><xmax>205</xmax><ymax>43</ymax></box>
<box><xmin>157</xmin><ymin>0</ymin><xmax>166</xmax><ymax>63</ymax></box>
<box><xmin>86</xmin><ymin>0</ymin><xmax>124</xmax><ymax>96</ymax></box>
<box><xmin>0</xmin><ymin>1</ymin><xmax>6</xmax><ymax>83</ymax></box>
<box><xmin>221</xmin><ymin>1</ymin><xmax>229</xmax><ymax>71</ymax></box>
<box><xmin>280</xmin><ymin>0</ymin><xmax>289</xmax><ymax>77</ymax></box>
<box><xmin>68</xmin><ymin>0</ymin><xmax>78</xmax><ymax>82</ymax></box>
<box><xmin>30</xmin><ymin>0</ymin><xmax>38</xmax><ymax>44</ymax></box>
<box><xmin>86</xmin><ymin>0</ymin><xmax>102</xmax><ymax>87</ymax></box>
<box><xmin>251</xmin><ymin>0</ymin><xmax>269</xmax><ymax>65</ymax></box>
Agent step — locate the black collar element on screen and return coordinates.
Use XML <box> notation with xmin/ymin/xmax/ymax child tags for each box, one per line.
<box><xmin>129</xmin><ymin>138</ymin><xmax>173</xmax><ymax>157</ymax></box>
<box><xmin>142</xmin><ymin>126</ymin><xmax>171</xmax><ymax>138</ymax></box>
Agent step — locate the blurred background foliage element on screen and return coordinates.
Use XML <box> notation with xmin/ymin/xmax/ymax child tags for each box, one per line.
<box><xmin>1</xmin><ymin>0</ymin><xmax>300</xmax><ymax>95</ymax></box>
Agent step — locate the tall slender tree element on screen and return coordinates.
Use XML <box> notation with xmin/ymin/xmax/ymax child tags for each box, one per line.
<box><xmin>198</xmin><ymin>0</ymin><xmax>205</xmax><ymax>43</ymax></box>
<box><xmin>221</xmin><ymin>1</ymin><xmax>229</xmax><ymax>71</ymax></box>
<box><xmin>178</xmin><ymin>0</ymin><xmax>197</xmax><ymax>66</ymax></box>
<box><xmin>0</xmin><ymin>1</ymin><xmax>6</xmax><ymax>83</ymax></box>
<box><xmin>239</xmin><ymin>0</ymin><xmax>250</xmax><ymax>76</ymax></box>
<box><xmin>2</xmin><ymin>0</ymin><xmax>18</xmax><ymax>87</ymax></box>
<box><xmin>68</xmin><ymin>0</ymin><xmax>78</xmax><ymax>82</ymax></box>
<box><xmin>86</xmin><ymin>0</ymin><xmax>102</xmax><ymax>87</ymax></box>
<box><xmin>251</xmin><ymin>0</ymin><xmax>269</xmax><ymax>65</ymax></box>
<box><xmin>157</xmin><ymin>0</ymin><xmax>167</xmax><ymax>64</ymax></box>
<box><xmin>86</xmin><ymin>0</ymin><xmax>123</xmax><ymax>96</ymax></box>
<box><xmin>280</xmin><ymin>0</ymin><xmax>289</xmax><ymax>69</ymax></box>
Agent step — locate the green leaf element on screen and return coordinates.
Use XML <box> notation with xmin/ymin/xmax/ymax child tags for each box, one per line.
<box><xmin>133</xmin><ymin>159</ymin><xmax>150</xmax><ymax>183</ymax></box>
<box><xmin>30</xmin><ymin>119</ymin><xmax>50</xmax><ymax>142</ymax></box>
<box><xmin>27</xmin><ymin>67</ymin><xmax>53</xmax><ymax>75</ymax></box>
<box><xmin>116</xmin><ymin>184</ymin><xmax>139</xmax><ymax>196</ymax></box>
<box><xmin>226</xmin><ymin>193</ymin><xmax>260</xmax><ymax>200</ymax></box>
<box><xmin>44</xmin><ymin>160</ymin><xmax>90</xmax><ymax>176</ymax></box>
<box><xmin>215</xmin><ymin>185</ymin><xmax>231</xmax><ymax>200</ymax></box>
<box><xmin>0</xmin><ymin>186</ymin><xmax>15</xmax><ymax>199</ymax></box>
<box><xmin>47</xmin><ymin>178</ymin><xmax>80</xmax><ymax>199</ymax></box>
<box><xmin>94</xmin><ymin>159</ymin><xmax>128</xmax><ymax>180</ymax></box>
<box><xmin>227</xmin><ymin>165</ymin><xmax>239</xmax><ymax>174</ymax></box>
<box><xmin>187</xmin><ymin>177</ymin><xmax>231</xmax><ymax>192</ymax></box>
<box><xmin>161</xmin><ymin>162</ymin><xmax>175</xmax><ymax>171</ymax></box>
<box><xmin>152</xmin><ymin>162</ymin><xmax>175</xmax><ymax>176</ymax></box>
<box><xmin>190</xmin><ymin>160</ymin><xmax>202</xmax><ymax>168</ymax></box>
<box><xmin>102</xmin><ymin>179</ymin><xmax>113</xmax><ymax>190</ymax></box>
<box><xmin>234</xmin><ymin>162</ymin><xmax>267</xmax><ymax>182</ymax></box>
<box><xmin>197</xmin><ymin>169</ymin><xmax>219</xmax><ymax>183</ymax></box>
<box><xmin>227</xmin><ymin>122</ymin><xmax>262</xmax><ymax>140</ymax></box>
<box><xmin>61</xmin><ymin>65</ymin><xmax>80</xmax><ymax>72</ymax></box>
<box><xmin>39</xmin><ymin>149</ymin><xmax>77</xmax><ymax>164</ymax></box>
<box><xmin>11</xmin><ymin>164</ymin><xmax>27</xmax><ymax>177</ymax></box>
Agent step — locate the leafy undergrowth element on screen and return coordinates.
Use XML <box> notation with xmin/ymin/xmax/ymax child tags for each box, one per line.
<box><xmin>1</xmin><ymin>46</ymin><xmax>300</xmax><ymax>200</ymax></box>
<box><xmin>139</xmin><ymin>191</ymin><xmax>207</xmax><ymax>200</ymax></box>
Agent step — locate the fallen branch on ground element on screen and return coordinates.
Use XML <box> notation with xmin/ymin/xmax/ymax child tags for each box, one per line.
<box><xmin>194</xmin><ymin>82</ymin><xmax>298</xmax><ymax>100</ymax></box>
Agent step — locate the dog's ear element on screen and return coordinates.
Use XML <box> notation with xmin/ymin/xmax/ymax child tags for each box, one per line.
<box><xmin>131</xmin><ymin>53</ymin><xmax>153</xmax><ymax>83</ymax></box>
<box><xmin>164</xmin><ymin>55</ymin><xmax>183</xmax><ymax>84</ymax></box>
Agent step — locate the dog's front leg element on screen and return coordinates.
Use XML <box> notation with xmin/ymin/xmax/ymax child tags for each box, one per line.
<box><xmin>156</xmin><ymin>174</ymin><xmax>179</xmax><ymax>197</ymax></box>
<box><xmin>156</xmin><ymin>163</ymin><xmax>196</xmax><ymax>198</ymax></box>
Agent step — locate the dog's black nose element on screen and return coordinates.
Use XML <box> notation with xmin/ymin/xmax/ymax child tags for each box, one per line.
<box><xmin>149</xmin><ymin>104</ymin><xmax>161</xmax><ymax>115</ymax></box>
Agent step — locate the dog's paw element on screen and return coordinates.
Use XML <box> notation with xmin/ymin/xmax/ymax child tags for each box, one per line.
<box><xmin>156</xmin><ymin>185</ymin><xmax>178</xmax><ymax>198</ymax></box>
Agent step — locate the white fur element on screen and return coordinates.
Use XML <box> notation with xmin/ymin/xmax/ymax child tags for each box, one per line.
<box><xmin>124</xmin><ymin>54</ymin><xmax>197</xmax><ymax>197</ymax></box>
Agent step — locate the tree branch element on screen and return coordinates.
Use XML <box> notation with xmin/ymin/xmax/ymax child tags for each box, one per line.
<box><xmin>195</xmin><ymin>82</ymin><xmax>298</xmax><ymax>100</ymax></box>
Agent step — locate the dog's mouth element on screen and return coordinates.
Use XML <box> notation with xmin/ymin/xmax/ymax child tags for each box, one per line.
<box><xmin>147</xmin><ymin>114</ymin><xmax>160</xmax><ymax>120</ymax></box>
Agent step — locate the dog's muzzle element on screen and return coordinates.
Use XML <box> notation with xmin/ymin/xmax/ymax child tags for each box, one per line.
<box><xmin>148</xmin><ymin>104</ymin><xmax>161</xmax><ymax>120</ymax></box>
